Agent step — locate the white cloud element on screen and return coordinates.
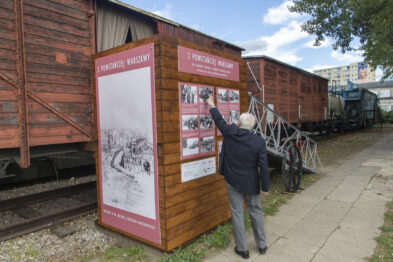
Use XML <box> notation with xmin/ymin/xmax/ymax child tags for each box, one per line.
<box><xmin>263</xmin><ymin>1</ymin><xmax>300</xmax><ymax>24</ymax></box>
<box><xmin>151</xmin><ymin>4</ymin><xmax>173</xmax><ymax>19</ymax></box>
<box><xmin>330</xmin><ymin>50</ymin><xmax>364</xmax><ymax>63</ymax></box>
<box><xmin>241</xmin><ymin>21</ymin><xmax>308</xmax><ymax>65</ymax></box>
<box><xmin>305</xmin><ymin>64</ymin><xmax>336</xmax><ymax>73</ymax></box>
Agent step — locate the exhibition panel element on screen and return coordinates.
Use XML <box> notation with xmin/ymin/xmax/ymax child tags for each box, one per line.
<box><xmin>92</xmin><ymin>35</ymin><xmax>247</xmax><ymax>251</ymax></box>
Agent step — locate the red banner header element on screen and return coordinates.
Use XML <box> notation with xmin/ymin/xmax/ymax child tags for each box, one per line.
<box><xmin>178</xmin><ymin>46</ymin><xmax>239</xmax><ymax>82</ymax></box>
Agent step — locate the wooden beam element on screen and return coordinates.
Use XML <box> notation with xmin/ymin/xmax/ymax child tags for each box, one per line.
<box><xmin>15</xmin><ymin>0</ymin><xmax>30</xmax><ymax>168</ymax></box>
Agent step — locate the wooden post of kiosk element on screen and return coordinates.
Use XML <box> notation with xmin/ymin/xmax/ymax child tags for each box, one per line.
<box><xmin>92</xmin><ymin>34</ymin><xmax>247</xmax><ymax>252</ymax></box>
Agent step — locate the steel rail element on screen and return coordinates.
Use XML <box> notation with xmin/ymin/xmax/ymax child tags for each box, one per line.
<box><xmin>0</xmin><ymin>181</ymin><xmax>96</xmax><ymax>211</ymax></box>
<box><xmin>0</xmin><ymin>202</ymin><xmax>97</xmax><ymax>242</ymax></box>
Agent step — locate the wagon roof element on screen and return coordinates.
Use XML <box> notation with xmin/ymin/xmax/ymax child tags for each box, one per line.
<box><xmin>106</xmin><ymin>0</ymin><xmax>245</xmax><ymax>51</ymax></box>
<box><xmin>243</xmin><ymin>55</ymin><xmax>329</xmax><ymax>81</ymax></box>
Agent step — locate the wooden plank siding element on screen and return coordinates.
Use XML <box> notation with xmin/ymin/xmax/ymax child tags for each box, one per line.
<box><xmin>0</xmin><ymin>0</ymin><xmax>95</xmax><ymax>150</ymax></box>
<box><xmin>93</xmin><ymin>34</ymin><xmax>246</xmax><ymax>251</ymax></box>
<box><xmin>245</xmin><ymin>56</ymin><xmax>329</xmax><ymax>126</ymax></box>
<box><xmin>0</xmin><ymin>0</ymin><xmax>18</xmax><ymax>149</ymax></box>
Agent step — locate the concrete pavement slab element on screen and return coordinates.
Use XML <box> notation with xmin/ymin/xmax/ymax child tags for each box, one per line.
<box><xmin>348</xmin><ymin>166</ymin><xmax>380</xmax><ymax>182</ymax></box>
<box><xmin>312</xmin><ymin>225</ymin><xmax>378</xmax><ymax>262</ymax></box>
<box><xmin>265</xmin><ymin>231</ymin><xmax>280</xmax><ymax>247</ymax></box>
<box><xmin>362</xmin><ymin>158</ymin><xmax>392</xmax><ymax>167</ymax></box>
<box><xmin>264</xmin><ymin>214</ymin><xmax>300</xmax><ymax>237</ymax></box>
<box><xmin>317</xmin><ymin>175</ymin><xmax>345</xmax><ymax>187</ymax></box>
<box><xmin>325</xmin><ymin>163</ymin><xmax>358</xmax><ymax>177</ymax></box>
<box><xmin>299</xmin><ymin>183</ymin><xmax>335</xmax><ymax>200</ymax></box>
<box><xmin>326</xmin><ymin>167</ymin><xmax>378</xmax><ymax>202</ymax></box>
<box><xmin>302</xmin><ymin>199</ymin><xmax>351</xmax><ymax>223</ymax></box>
<box><xmin>289</xmin><ymin>193</ymin><xmax>321</xmax><ymax>205</ymax></box>
<box><xmin>341</xmin><ymin>205</ymin><xmax>384</xmax><ymax>233</ymax></box>
<box><xmin>353</xmin><ymin>190</ymin><xmax>389</xmax><ymax>213</ymax></box>
<box><xmin>369</xmin><ymin>177</ymin><xmax>393</xmax><ymax>197</ymax></box>
<box><xmin>202</xmin><ymin>253</ymin><xmax>237</xmax><ymax>262</ymax></box>
<box><xmin>274</xmin><ymin>199</ymin><xmax>316</xmax><ymax>220</ymax></box>
<box><xmin>252</xmin><ymin>237</ymin><xmax>319</xmax><ymax>262</ymax></box>
<box><xmin>327</xmin><ymin>183</ymin><xmax>364</xmax><ymax>203</ymax></box>
<box><xmin>284</xmin><ymin>215</ymin><xmax>338</xmax><ymax>247</ymax></box>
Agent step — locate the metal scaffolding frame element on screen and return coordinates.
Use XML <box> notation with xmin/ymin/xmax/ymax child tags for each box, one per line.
<box><xmin>248</xmin><ymin>93</ymin><xmax>322</xmax><ymax>172</ymax></box>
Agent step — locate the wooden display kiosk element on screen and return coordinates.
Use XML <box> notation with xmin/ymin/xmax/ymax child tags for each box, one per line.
<box><xmin>92</xmin><ymin>34</ymin><xmax>247</xmax><ymax>251</ymax></box>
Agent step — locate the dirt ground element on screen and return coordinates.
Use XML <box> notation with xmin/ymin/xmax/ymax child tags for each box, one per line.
<box><xmin>317</xmin><ymin>125</ymin><xmax>393</xmax><ymax>169</ymax></box>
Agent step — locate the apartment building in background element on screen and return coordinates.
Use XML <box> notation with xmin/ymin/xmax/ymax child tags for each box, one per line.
<box><xmin>313</xmin><ymin>62</ymin><xmax>376</xmax><ymax>86</ymax></box>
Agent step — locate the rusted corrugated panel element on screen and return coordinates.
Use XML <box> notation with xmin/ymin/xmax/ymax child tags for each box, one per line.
<box><xmin>22</xmin><ymin>0</ymin><xmax>94</xmax><ymax>147</ymax></box>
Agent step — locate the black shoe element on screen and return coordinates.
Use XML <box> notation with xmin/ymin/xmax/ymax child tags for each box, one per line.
<box><xmin>234</xmin><ymin>247</ymin><xmax>249</xmax><ymax>259</ymax></box>
<box><xmin>259</xmin><ymin>246</ymin><xmax>267</xmax><ymax>254</ymax></box>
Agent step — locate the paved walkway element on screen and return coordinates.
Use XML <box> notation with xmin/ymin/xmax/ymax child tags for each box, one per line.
<box><xmin>204</xmin><ymin>132</ymin><xmax>393</xmax><ymax>262</ymax></box>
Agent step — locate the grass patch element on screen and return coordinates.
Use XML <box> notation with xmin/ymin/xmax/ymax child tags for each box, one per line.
<box><xmin>368</xmin><ymin>200</ymin><xmax>393</xmax><ymax>262</ymax></box>
<box><xmin>24</xmin><ymin>247</ymin><xmax>38</xmax><ymax>258</ymax></box>
<box><xmin>82</xmin><ymin>246</ymin><xmax>151</xmax><ymax>262</ymax></box>
<box><xmin>159</xmin><ymin>223</ymin><xmax>232</xmax><ymax>262</ymax></box>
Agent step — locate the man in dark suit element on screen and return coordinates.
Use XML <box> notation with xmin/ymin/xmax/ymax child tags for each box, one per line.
<box><xmin>207</xmin><ymin>96</ymin><xmax>270</xmax><ymax>259</ymax></box>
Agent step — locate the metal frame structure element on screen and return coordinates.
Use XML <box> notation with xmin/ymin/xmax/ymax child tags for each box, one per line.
<box><xmin>246</xmin><ymin>61</ymin><xmax>322</xmax><ymax>172</ymax></box>
<box><xmin>248</xmin><ymin>93</ymin><xmax>322</xmax><ymax>172</ymax></box>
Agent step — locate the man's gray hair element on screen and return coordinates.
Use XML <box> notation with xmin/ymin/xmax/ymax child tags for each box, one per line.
<box><xmin>239</xmin><ymin>112</ymin><xmax>256</xmax><ymax>130</ymax></box>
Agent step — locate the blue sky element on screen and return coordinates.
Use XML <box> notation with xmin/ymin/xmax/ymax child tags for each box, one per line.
<box><xmin>123</xmin><ymin>0</ymin><xmax>382</xmax><ymax>79</ymax></box>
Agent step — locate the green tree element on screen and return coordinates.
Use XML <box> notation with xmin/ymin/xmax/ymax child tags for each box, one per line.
<box><xmin>289</xmin><ymin>0</ymin><xmax>393</xmax><ymax>79</ymax></box>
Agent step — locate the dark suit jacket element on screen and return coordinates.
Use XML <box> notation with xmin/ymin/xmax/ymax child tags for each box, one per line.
<box><xmin>210</xmin><ymin>107</ymin><xmax>269</xmax><ymax>194</ymax></box>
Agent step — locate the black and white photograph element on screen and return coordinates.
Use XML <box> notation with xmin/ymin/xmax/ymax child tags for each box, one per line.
<box><xmin>230</xmin><ymin>90</ymin><xmax>240</xmax><ymax>103</ymax></box>
<box><xmin>218</xmin><ymin>89</ymin><xmax>228</xmax><ymax>102</ymax></box>
<box><xmin>181</xmin><ymin>84</ymin><xmax>198</xmax><ymax>104</ymax></box>
<box><xmin>98</xmin><ymin>67</ymin><xmax>156</xmax><ymax>220</ymax></box>
<box><xmin>182</xmin><ymin>137</ymin><xmax>199</xmax><ymax>156</ymax></box>
<box><xmin>200</xmin><ymin>136</ymin><xmax>215</xmax><ymax>153</ymax></box>
<box><xmin>199</xmin><ymin>86</ymin><xmax>213</xmax><ymax>103</ymax></box>
<box><xmin>200</xmin><ymin>114</ymin><xmax>213</xmax><ymax>130</ymax></box>
<box><xmin>182</xmin><ymin>115</ymin><xmax>198</xmax><ymax>130</ymax></box>
<box><xmin>230</xmin><ymin>110</ymin><xmax>240</xmax><ymax>124</ymax></box>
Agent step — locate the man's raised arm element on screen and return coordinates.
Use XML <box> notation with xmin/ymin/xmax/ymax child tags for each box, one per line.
<box><xmin>206</xmin><ymin>96</ymin><xmax>231</xmax><ymax>135</ymax></box>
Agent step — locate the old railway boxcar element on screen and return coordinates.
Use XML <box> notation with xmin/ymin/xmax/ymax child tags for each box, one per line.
<box><xmin>244</xmin><ymin>56</ymin><xmax>329</xmax><ymax>131</ymax></box>
<box><xmin>0</xmin><ymin>0</ymin><xmax>242</xmax><ymax>180</ymax></box>
<box><xmin>0</xmin><ymin>0</ymin><xmax>96</xmax><ymax>177</ymax></box>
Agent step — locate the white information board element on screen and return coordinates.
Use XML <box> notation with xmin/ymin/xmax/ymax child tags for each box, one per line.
<box><xmin>181</xmin><ymin>157</ymin><xmax>216</xmax><ymax>182</ymax></box>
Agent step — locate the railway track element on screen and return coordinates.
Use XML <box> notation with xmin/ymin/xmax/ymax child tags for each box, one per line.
<box><xmin>0</xmin><ymin>181</ymin><xmax>97</xmax><ymax>242</ymax></box>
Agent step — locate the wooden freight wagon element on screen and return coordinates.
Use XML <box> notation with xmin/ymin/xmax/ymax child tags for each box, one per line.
<box><xmin>0</xmin><ymin>0</ymin><xmax>244</xmax><ymax>177</ymax></box>
<box><xmin>92</xmin><ymin>34</ymin><xmax>247</xmax><ymax>251</ymax></box>
<box><xmin>0</xmin><ymin>0</ymin><xmax>95</xmax><ymax>172</ymax></box>
<box><xmin>244</xmin><ymin>55</ymin><xmax>329</xmax><ymax>132</ymax></box>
